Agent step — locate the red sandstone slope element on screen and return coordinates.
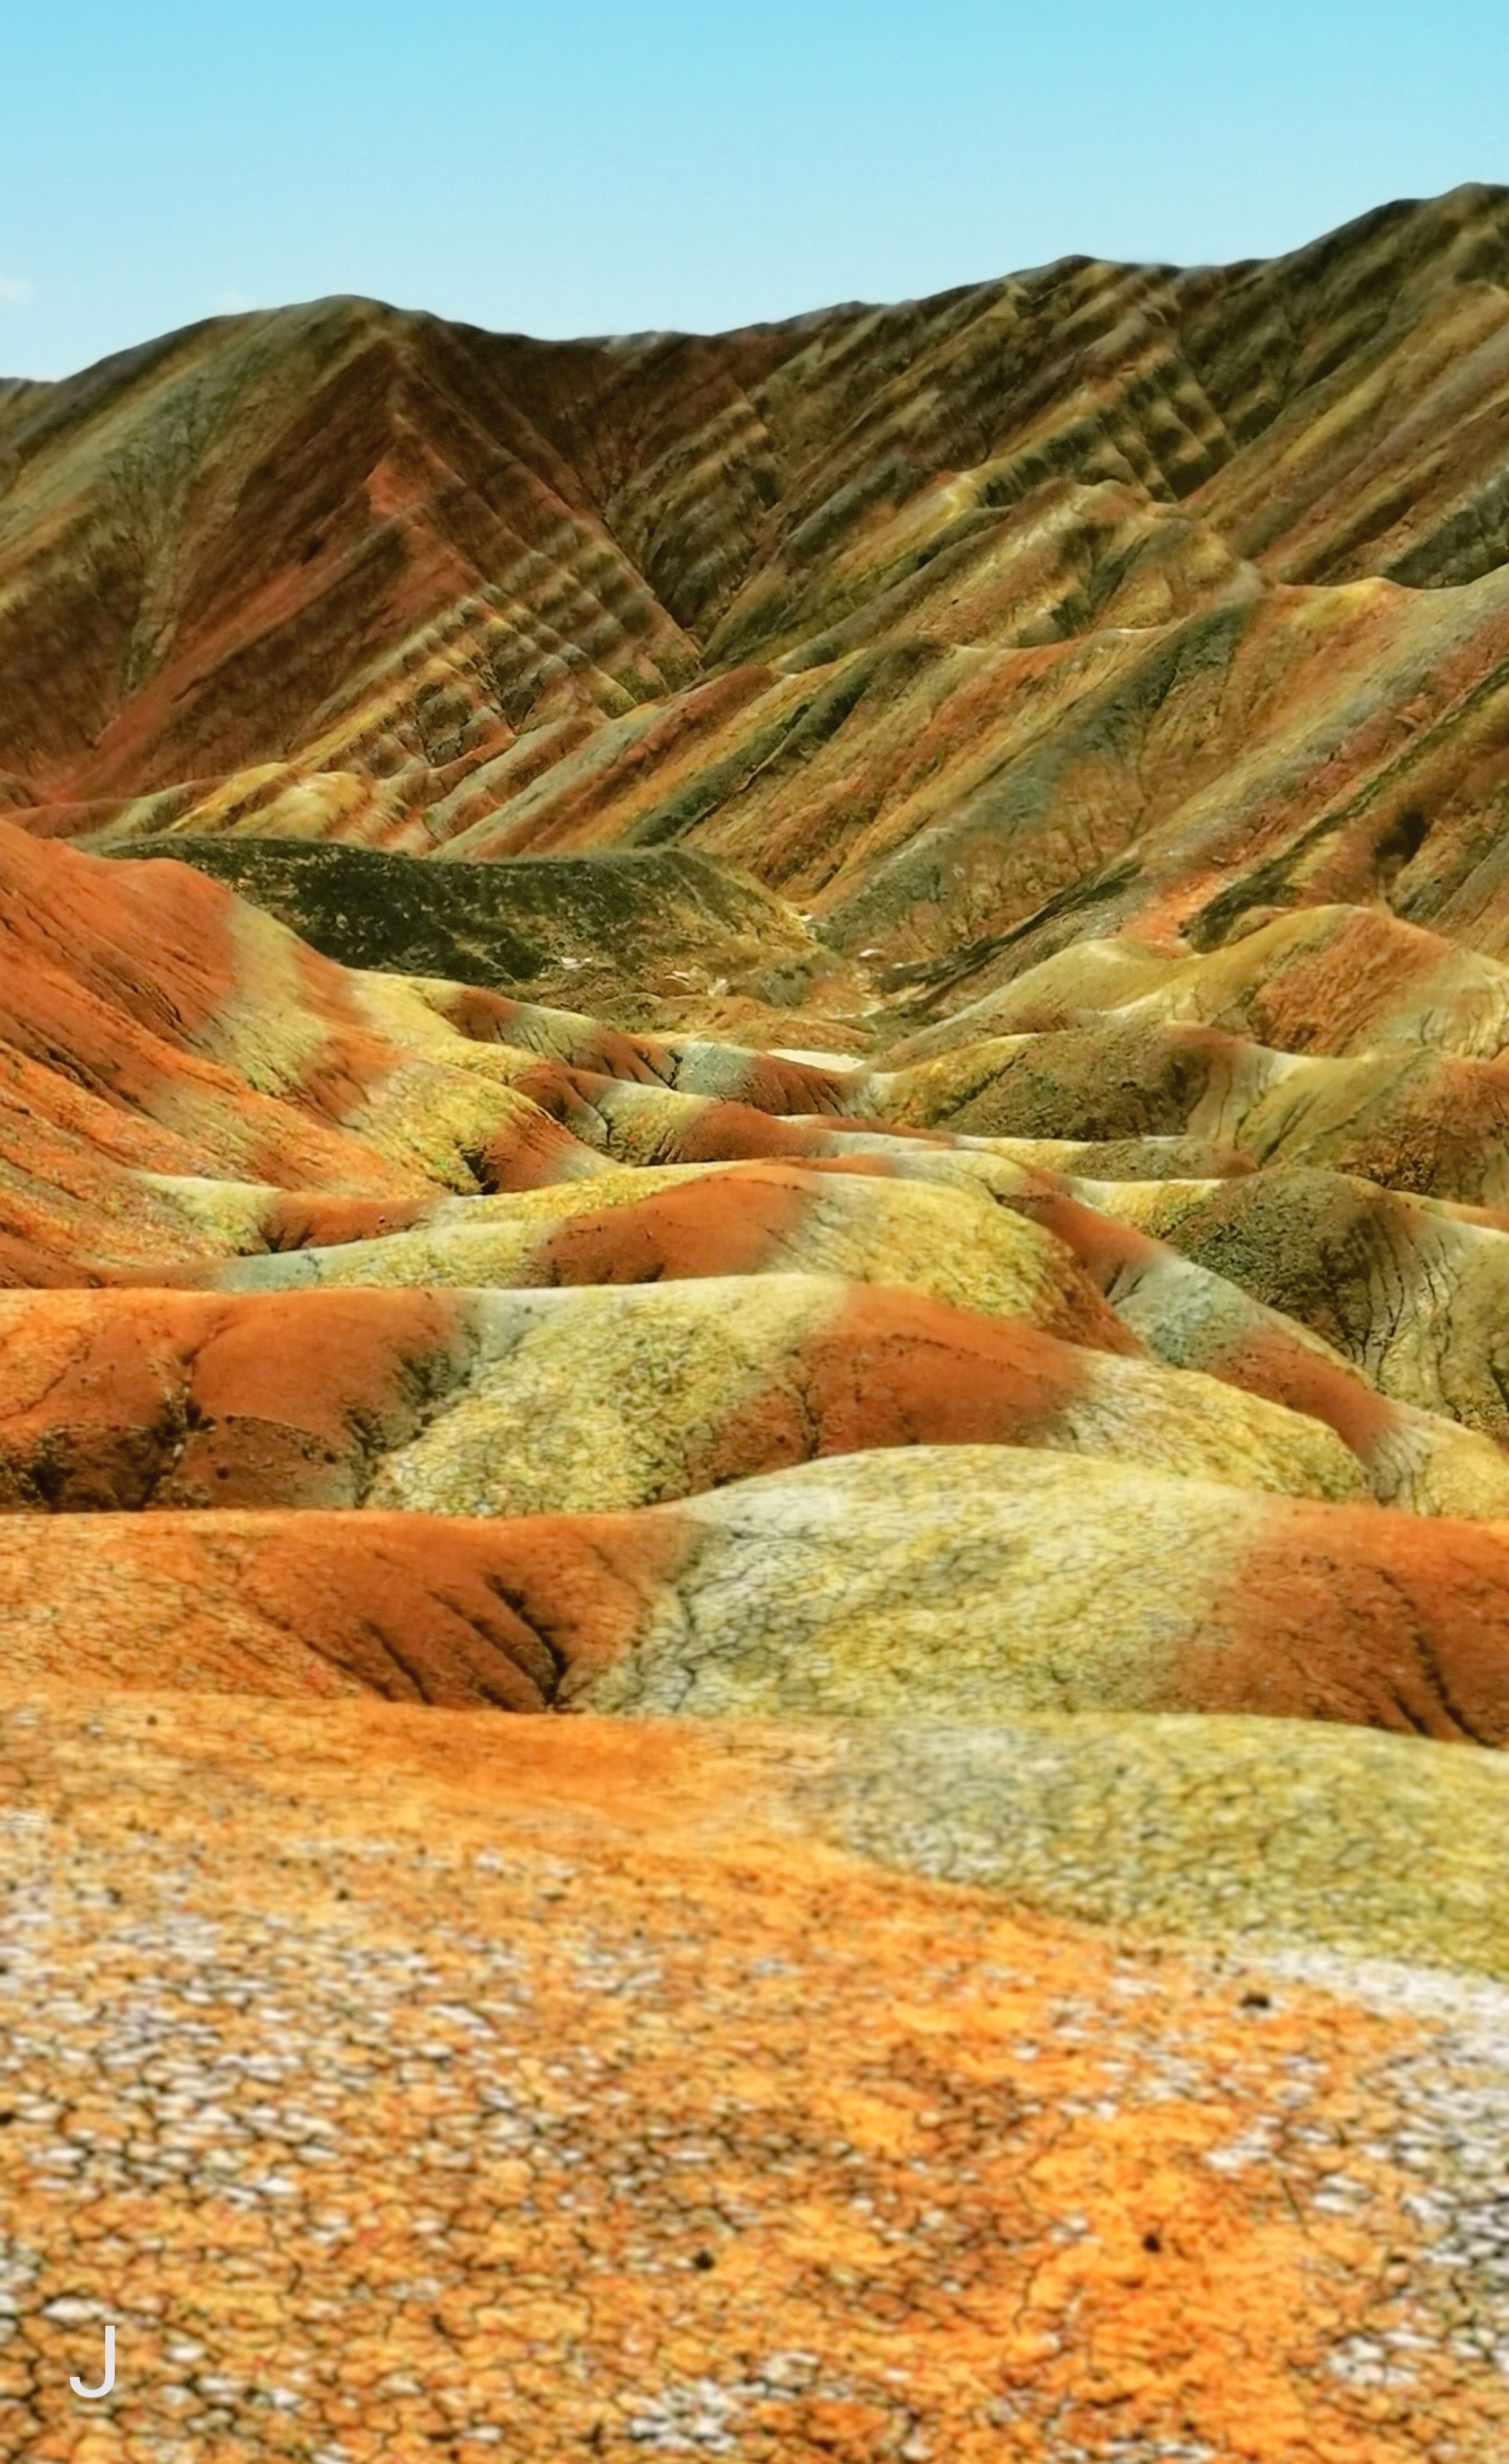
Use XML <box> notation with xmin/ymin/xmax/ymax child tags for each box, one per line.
<box><xmin>0</xmin><ymin>813</ymin><xmax>629</xmax><ymax>1276</ymax></box>
<box><xmin>0</xmin><ymin>1280</ymin><xmax>1372</xmax><ymax>1515</ymax></box>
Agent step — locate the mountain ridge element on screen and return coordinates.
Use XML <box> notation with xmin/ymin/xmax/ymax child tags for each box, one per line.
<box><xmin>4</xmin><ymin>182</ymin><xmax>1509</xmax><ymax>1011</ymax></box>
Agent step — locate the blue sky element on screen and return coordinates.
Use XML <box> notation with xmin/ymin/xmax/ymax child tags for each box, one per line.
<box><xmin>3</xmin><ymin>0</ymin><xmax>1506</xmax><ymax>380</ymax></box>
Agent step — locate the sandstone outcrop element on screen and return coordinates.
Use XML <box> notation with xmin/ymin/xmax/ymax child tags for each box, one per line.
<box><xmin>6</xmin><ymin>808</ymin><xmax>1509</xmax><ymax>1570</ymax></box>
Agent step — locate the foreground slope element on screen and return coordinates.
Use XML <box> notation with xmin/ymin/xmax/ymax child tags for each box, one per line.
<box><xmin>1</xmin><ymin>1696</ymin><xmax>1507</xmax><ymax>2462</ymax></box>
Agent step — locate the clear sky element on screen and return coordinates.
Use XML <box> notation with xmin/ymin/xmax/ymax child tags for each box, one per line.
<box><xmin>4</xmin><ymin>0</ymin><xmax>1507</xmax><ymax>381</ymax></box>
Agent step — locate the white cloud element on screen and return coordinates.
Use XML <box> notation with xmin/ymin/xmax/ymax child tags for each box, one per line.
<box><xmin>212</xmin><ymin>287</ymin><xmax>255</xmax><ymax>314</ymax></box>
<box><xmin>0</xmin><ymin>273</ymin><xmax>32</xmax><ymax>307</ymax></box>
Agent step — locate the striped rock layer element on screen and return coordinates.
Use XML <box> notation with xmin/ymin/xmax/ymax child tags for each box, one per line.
<box><xmin>5</xmin><ymin>200</ymin><xmax>1509</xmax><ymax>1974</ymax></box>
<box><xmin>7</xmin><ymin>186</ymin><xmax>1509</xmax><ymax>1002</ymax></box>
<box><xmin>5</xmin><ymin>1452</ymin><xmax>1509</xmax><ymax>1741</ymax></box>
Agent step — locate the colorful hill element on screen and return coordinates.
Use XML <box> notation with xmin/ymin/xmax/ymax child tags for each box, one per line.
<box><xmin>4</xmin><ymin>184</ymin><xmax>1509</xmax><ymax>992</ymax></box>
<box><xmin>4</xmin><ymin>188</ymin><xmax>1509</xmax><ymax>2459</ymax></box>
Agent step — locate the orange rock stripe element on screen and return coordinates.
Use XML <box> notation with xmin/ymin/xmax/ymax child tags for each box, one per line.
<box><xmin>689</xmin><ymin>1283</ymin><xmax>1096</xmax><ymax>1488</ymax></box>
<box><xmin>0</xmin><ymin>1508</ymin><xmax>695</xmax><ymax>1707</ymax></box>
<box><xmin>531</xmin><ymin>1161</ymin><xmax>820</xmax><ymax>1284</ymax></box>
<box><xmin>1173</xmin><ymin>1493</ymin><xmax>1509</xmax><ymax>1742</ymax></box>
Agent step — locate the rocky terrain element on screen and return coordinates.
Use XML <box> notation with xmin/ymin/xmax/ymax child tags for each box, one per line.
<box><xmin>5</xmin><ymin>184</ymin><xmax>1509</xmax><ymax>2458</ymax></box>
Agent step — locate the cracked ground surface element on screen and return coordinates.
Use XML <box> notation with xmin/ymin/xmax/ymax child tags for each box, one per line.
<box><xmin>2</xmin><ymin>1695</ymin><xmax>1508</xmax><ymax>2464</ymax></box>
